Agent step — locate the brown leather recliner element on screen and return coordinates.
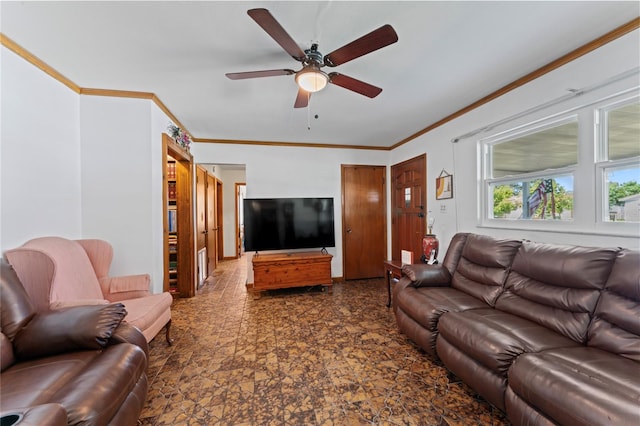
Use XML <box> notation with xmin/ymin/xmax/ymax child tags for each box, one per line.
<box><xmin>0</xmin><ymin>259</ymin><xmax>149</xmax><ymax>425</ymax></box>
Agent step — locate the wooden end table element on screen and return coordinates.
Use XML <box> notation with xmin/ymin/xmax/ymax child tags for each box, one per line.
<box><xmin>383</xmin><ymin>260</ymin><xmax>404</xmax><ymax>307</ymax></box>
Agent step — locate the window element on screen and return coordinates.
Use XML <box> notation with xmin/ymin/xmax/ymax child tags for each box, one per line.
<box><xmin>480</xmin><ymin>88</ymin><xmax>640</xmax><ymax>235</ymax></box>
<box><xmin>485</xmin><ymin>118</ymin><xmax>577</xmax><ymax>221</ymax></box>
<box><xmin>598</xmin><ymin>99</ymin><xmax>640</xmax><ymax>222</ymax></box>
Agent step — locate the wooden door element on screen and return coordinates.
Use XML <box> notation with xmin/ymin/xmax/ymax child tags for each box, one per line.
<box><xmin>342</xmin><ymin>165</ymin><xmax>386</xmax><ymax>280</ymax></box>
<box><xmin>206</xmin><ymin>173</ymin><xmax>218</xmax><ymax>272</ymax></box>
<box><xmin>216</xmin><ymin>179</ymin><xmax>224</xmax><ymax>260</ymax></box>
<box><xmin>196</xmin><ymin>166</ymin><xmax>207</xmax><ymax>251</ymax></box>
<box><xmin>391</xmin><ymin>154</ymin><xmax>426</xmax><ymax>262</ymax></box>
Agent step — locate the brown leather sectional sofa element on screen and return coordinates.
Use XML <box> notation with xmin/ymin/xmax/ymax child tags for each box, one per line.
<box><xmin>1</xmin><ymin>259</ymin><xmax>149</xmax><ymax>425</ymax></box>
<box><xmin>393</xmin><ymin>233</ymin><xmax>640</xmax><ymax>425</ymax></box>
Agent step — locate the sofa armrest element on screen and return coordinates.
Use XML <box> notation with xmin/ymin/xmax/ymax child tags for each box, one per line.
<box><xmin>1</xmin><ymin>404</ymin><xmax>67</xmax><ymax>426</ymax></box>
<box><xmin>13</xmin><ymin>303</ymin><xmax>127</xmax><ymax>360</ymax></box>
<box><xmin>402</xmin><ymin>264</ymin><xmax>452</xmax><ymax>287</ymax></box>
<box><xmin>107</xmin><ymin>321</ymin><xmax>149</xmax><ymax>359</ymax></box>
<box><xmin>100</xmin><ymin>274</ymin><xmax>151</xmax><ymax>302</ymax></box>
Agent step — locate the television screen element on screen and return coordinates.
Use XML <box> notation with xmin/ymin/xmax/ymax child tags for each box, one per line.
<box><xmin>243</xmin><ymin>197</ymin><xmax>335</xmax><ymax>252</ymax></box>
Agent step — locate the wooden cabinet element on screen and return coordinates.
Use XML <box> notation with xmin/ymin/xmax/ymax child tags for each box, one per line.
<box><xmin>252</xmin><ymin>252</ymin><xmax>333</xmax><ymax>294</ymax></box>
<box><xmin>162</xmin><ymin>133</ymin><xmax>195</xmax><ymax>298</ymax></box>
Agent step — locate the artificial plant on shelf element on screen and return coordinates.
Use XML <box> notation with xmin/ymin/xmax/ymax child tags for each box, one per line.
<box><xmin>167</xmin><ymin>124</ymin><xmax>192</xmax><ymax>151</ymax></box>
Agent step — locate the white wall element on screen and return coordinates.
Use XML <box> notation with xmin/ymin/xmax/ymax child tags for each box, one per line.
<box><xmin>1</xmin><ymin>46</ymin><xmax>82</xmax><ymax>252</ymax></box>
<box><xmin>1</xmin><ymin>46</ymin><xmax>171</xmax><ymax>293</ymax></box>
<box><xmin>191</xmin><ymin>143</ymin><xmax>389</xmax><ymax>280</ymax></box>
<box><xmin>391</xmin><ymin>29</ymin><xmax>640</xmax><ymax>254</ymax></box>
<box><xmin>80</xmin><ymin>96</ymin><xmax>170</xmax><ymax>291</ymax></box>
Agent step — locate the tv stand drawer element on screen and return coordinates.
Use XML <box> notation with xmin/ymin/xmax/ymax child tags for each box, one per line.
<box><xmin>252</xmin><ymin>252</ymin><xmax>332</xmax><ymax>292</ymax></box>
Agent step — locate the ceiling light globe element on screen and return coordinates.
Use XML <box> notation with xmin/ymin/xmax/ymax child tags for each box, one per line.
<box><xmin>296</xmin><ymin>69</ymin><xmax>329</xmax><ymax>93</ymax></box>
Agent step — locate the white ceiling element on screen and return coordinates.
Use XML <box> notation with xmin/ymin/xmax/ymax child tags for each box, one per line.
<box><xmin>2</xmin><ymin>1</ymin><xmax>638</xmax><ymax>149</ymax></box>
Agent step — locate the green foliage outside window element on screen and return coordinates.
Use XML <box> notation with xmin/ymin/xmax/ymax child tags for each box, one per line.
<box><xmin>492</xmin><ymin>179</ymin><xmax>573</xmax><ymax>219</ymax></box>
<box><xmin>609</xmin><ymin>181</ymin><xmax>640</xmax><ymax>206</ymax></box>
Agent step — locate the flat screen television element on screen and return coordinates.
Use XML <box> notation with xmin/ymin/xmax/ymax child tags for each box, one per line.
<box><xmin>243</xmin><ymin>197</ymin><xmax>335</xmax><ymax>252</ymax></box>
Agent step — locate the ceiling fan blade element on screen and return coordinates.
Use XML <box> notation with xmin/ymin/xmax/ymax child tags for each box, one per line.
<box><xmin>247</xmin><ymin>9</ymin><xmax>306</xmax><ymax>61</ymax></box>
<box><xmin>226</xmin><ymin>69</ymin><xmax>295</xmax><ymax>80</ymax></box>
<box><xmin>329</xmin><ymin>73</ymin><xmax>382</xmax><ymax>98</ymax></box>
<box><xmin>294</xmin><ymin>88</ymin><xmax>310</xmax><ymax>108</ymax></box>
<box><xmin>324</xmin><ymin>24</ymin><xmax>398</xmax><ymax>67</ymax></box>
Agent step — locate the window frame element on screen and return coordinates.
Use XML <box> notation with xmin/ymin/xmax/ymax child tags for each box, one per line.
<box><xmin>478</xmin><ymin>90</ymin><xmax>640</xmax><ymax>236</ymax></box>
<box><xmin>595</xmin><ymin>94</ymin><xmax>640</xmax><ymax>224</ymax></box>
<box><xmin>480</xmin><ymin>115</ymin><xmax>578</xmax><ymax>226</ymax></box>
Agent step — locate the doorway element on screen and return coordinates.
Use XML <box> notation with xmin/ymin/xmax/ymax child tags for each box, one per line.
<box><xmin>342</xmin><ymin>165</ymin><xmax>387</xmax><ymax>280</ymax></box>
<box><xmin>391</xmin><ymin>154</ymin><xmax>426</xmax><ymax>262</ymax></box>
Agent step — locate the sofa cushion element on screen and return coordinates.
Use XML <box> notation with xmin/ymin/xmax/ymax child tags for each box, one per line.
<box><xmin>437</xmin><ymin>309</ymin><xmax>579</xmax><ymax>376</ymax></box>
<box><xmin>394</xmin><ymin>286</ymin><xmax>489</xmax><ymax>355</ymax></box>
<box><xmin>495</xmin><ymin>241</ymin><xmax>618</xmax><ymax>344</ymax></box>
<box><xmin>508</xmin><ymin>347</ymin><xmax>640</xmax><ymax>425</ymax></box>
<box><xmin>13</xmin><ymin>303</ymin><xmax>127</xmax><ymax>360</ymax></box>
<box><xmin>450</xmin><ymin>235</ymin><xmax>521</xmax><ymax>306</ymax></box>
<box><xmin>589</xmin><ymin>248</ymin><xmax>640</xmax><ymax>361</ymax></box>
<box><xmin>52</xmin><ymin>344</ymin><xmax>147</xmax><ymax>425</ymax></box>
<box><xmin>1</xmin><ymin>351</ymin><xmax>110</xmax><ymax>408</ymax></box>
<box><xmin>1</xmin><ymin>343</ymin><xmax>147</xmax><ymax>424</ymax></box>
<box><xmin>396</xmin><ymin>286</ymin><xmax>488</xmax><ymax>331</ymax></box>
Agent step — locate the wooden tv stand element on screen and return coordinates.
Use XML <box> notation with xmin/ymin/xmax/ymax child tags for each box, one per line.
<box><xmin>252</xmin><ymin>251</ymin><xmax>333</xmax><ymax>295</ymax></box>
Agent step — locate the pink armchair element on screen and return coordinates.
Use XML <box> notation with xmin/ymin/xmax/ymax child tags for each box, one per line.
<box><xmin>5</xmin><ymin>236</ymin><xmax>173</xmax><ymax>344</ymax></box>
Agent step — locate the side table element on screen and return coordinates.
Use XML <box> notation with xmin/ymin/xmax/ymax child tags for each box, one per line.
<box><xmin>383</xmin><ymin>260</ymin><xmax>404</xmax><ymax>307</ymax></box>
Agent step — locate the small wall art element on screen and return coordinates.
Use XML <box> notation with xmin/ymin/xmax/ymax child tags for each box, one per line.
<box><xmin>436</xmin><ymin>169</ymin><xmax>453</xmax><ymax>200</ymax></box>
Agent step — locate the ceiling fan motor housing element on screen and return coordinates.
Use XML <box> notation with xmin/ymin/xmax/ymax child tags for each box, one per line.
<box><xmin>304</xmin><ymin>44</ymin><xmax>324</xmax><ymax>67</ymax></box>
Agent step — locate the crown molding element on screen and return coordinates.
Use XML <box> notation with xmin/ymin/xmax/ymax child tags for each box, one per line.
<box><xmin>3</xmin><ymin>16</ymin><xmax>639</xmax><ymax>152</ymax></box>
<box><xmin>192</xmin><ymin>137</ymin><xmax>389</xmax><ymax>151</ymax></box>
<box><xmin>1</xmin><ymin>33</ymin><xmax>81</xmax><ymax>93</ymax></box>
<box><xmin>391</xmin><ymin>17</ymin><xmax>640</xmax><ymax>149</ymax></box>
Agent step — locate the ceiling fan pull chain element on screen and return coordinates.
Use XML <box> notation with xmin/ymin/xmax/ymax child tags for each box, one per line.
<box><xmin>307</xmin><ymin>92</ymin><xmax>312</xmax><ymax>130</ymax></box>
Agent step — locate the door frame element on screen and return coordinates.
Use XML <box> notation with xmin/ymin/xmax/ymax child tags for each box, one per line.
<box><xmin>235</xmin><ymin>182</ymin><xmax>246</xmax><ymax>258</ymax></box>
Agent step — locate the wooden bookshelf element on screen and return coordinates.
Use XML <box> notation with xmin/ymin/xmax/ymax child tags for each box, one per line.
<box><xmin>162</xmin><ymin>133</ymin><xmax>195</xmax><ymax>298</ymax></box>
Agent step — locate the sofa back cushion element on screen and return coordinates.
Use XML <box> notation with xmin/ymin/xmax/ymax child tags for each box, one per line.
<box><xmin>588</xmin><ymin>249</ymin><xmax>640</xmax><ymax>361</ymax></box>
<box><xmin>450</xmin><ymin>234</ymin><xmax>522</xmax><ymax>306</ymax></box>
<box><xmin>496</xmin><ymin>241</ymin><xmax>618</xmax><ymax>343</ymax></box>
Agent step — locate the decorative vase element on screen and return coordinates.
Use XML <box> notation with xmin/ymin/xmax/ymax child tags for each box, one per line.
<box><xmin>421</xmin><ymin>234</ymin><xmax>439</xmax><ymax>264</ymax></box>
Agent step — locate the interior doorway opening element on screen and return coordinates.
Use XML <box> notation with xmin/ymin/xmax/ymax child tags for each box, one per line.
<box><xmin>196</xmin><ymin>164</ymin><xmax>246</xmax><ymax>270</ymax></box>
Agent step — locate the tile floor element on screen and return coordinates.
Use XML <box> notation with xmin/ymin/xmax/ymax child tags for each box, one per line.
<box><xmin>139</xmin><ymin>257</ymin><xmax>508</xmax><ymax>425</ymax></box>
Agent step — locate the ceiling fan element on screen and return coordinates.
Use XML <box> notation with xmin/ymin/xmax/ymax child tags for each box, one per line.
<box><xmin>225</xmin><ymin>8</ymin><xmax>398</xmax><ymax>108</ymax></box>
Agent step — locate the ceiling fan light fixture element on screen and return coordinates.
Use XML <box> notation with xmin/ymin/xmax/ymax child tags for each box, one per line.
<box><xmin>295</xmin><ymin>68</ymin><xmax>329</xmax><ymax>93</ymax></box>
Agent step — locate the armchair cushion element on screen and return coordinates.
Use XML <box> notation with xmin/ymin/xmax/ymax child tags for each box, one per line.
<box><xmin>13</xmin><ymin>303</ymin><xmax>127</xmax><ymax>360</ymax></box>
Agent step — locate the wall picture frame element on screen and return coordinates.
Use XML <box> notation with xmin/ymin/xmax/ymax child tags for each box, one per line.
<box><xmin>436</xmin><ymin>170</ymin><xmax>453</xmax><ymax>200</ymax></box>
